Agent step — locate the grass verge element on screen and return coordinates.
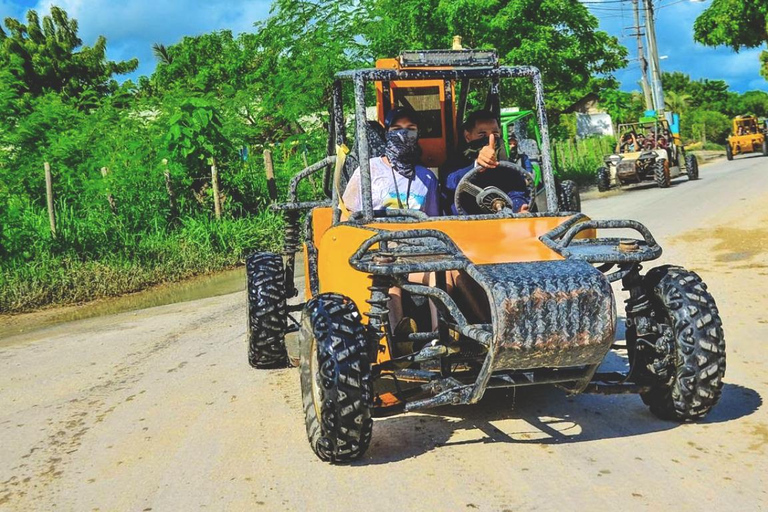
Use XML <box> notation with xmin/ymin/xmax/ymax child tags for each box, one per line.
<box><xmin>0</xmin><ymin>212</ymin><xmax>284</xmax><ymax>314</ymax></box>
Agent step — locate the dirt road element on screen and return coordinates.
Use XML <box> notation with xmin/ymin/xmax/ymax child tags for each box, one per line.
<box><xmin>2</xmin><ymin>155</ymin><xmax>767</xmax><ymax>511</ymax></box>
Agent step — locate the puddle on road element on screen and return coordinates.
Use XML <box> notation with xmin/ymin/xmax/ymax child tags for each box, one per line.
<box><xmin>0</xmin><ymin>267</ymin><xmax>246</xmax><ymax>342</ymax></box>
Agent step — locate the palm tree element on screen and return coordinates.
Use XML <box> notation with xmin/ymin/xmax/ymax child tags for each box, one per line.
<box><xmin>152</xmin><ymin>43</ymin><xmax>173</xmax><ymax>65</ymax></box>
<box><xmin>665</xmin><ymin>90</ymin><xmax>692</xmax><ymax>114</ymax></box>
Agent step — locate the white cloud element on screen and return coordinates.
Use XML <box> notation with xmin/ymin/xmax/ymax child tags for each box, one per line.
<box><xmin>29</xmin><ymin>0</ymin><xmax>272</xmax><ymax>79</ymax></box>
<box><xmin>591</xmin><ymin>0</ymin><xmax>766</xmax><ymax>93</ymax></box>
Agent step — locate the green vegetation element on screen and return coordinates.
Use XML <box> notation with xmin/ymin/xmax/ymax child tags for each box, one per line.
<box><xmin>1</xmin><ymin>2</ymin><xmax>628</xmax><ymax>313</ymax></box>
<box><xmin>553</xmin><ymin>137</ymin><xmax>616</xmax><ymax>186</ymax></box>
<box><xmin>694</xmin><ymin>0</ymin><xmax>768</xmax><ymax>80</ymax></box>
<box><xmin>0</xmin><ymin>2</ymin><xmax>763</xmax><ymax>313</ymax></box>
<box><xmin>661</xmin><ymin>71</ymin><xmax>768</xmax><ymax>144</ymax></box>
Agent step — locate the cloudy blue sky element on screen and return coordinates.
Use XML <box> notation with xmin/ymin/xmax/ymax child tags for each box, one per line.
<box><xmin>0</xmin><ymin>0</ymin><xmax>765</xmax><ymax>93</ymax></box>
<box><xmin>582</xmin><ymin>0</ymin><xmax>766</xmax><ymax>93</ymax></box>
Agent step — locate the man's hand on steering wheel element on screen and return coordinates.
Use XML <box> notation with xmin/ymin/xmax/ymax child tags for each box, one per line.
<box><xmin>476</xmin><ymin>133</ymin><xmax>499</xmax><ymax>169</ymax></box>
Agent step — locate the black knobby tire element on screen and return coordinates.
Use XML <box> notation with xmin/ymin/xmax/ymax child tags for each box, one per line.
<box><xmin>558</xmin><ymin>179</ymin><xmax>581</xmax><ymax>212</ymax></box>
<box><xmin>596</xmin><ymin>167</ymin><xmax>611</xmax><ymax>192</ymax></box>
<box><xmin>300</xmin><ymin>293</ymin><xmax>373</xmax><ymax>463</ymax></box>
<box><xmin>653</xmin><ymin>160</ymin><xmax>670</xmax><ymax>188</ymax></box>
<box><xmin>640</xmin><ymin>266</ymin><xmax>726</xmax><ymax>421</ymax></box>
<box><xmin>726</xmin><ymin>144</ymin><xmax>733</xmax><ymax>161</ymax></box>
<box><xmin>685</xmin><ymin>154</ymin><xmax>699</xmax><ymax>180</ymax></box>
<box><xmin>246</xmin><ymin>252</ymin><xmax>288</xmax><ymax>369</ymax></box>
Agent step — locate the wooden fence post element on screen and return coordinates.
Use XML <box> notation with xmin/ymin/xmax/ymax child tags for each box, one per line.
<box><xmin>263</xmin><ymin>149</ymin><xmax>278</xmax><ymax>202</ymax></box>
<box><xmin>100</xmin><ymin>167</ymin><xmax>118</xmax><ymax>214</ymax></box>
<box><xmin>44</xmin><ymin>162</ymin><xmax>56</xmax><ymax>238</ymax></box>
<box><xmin>211</xmin><ymin>158</ymin><xmax>222</xmax><ymax>220</ymax></box>
<box><xmin>162</xmin><ymin>159</ymin><xmax>177</xmax><ymax>217</ymax></box>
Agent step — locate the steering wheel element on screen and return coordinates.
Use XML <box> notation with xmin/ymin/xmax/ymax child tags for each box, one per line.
<box><xmin>454</xmin><ymin>160</ymin><xmax>534</xmax><ymax>215</ymax></box>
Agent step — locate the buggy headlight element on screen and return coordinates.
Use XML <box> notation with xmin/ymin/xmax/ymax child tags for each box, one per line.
<box><xmin>605</xmin><ymin>154</ymin><xmax>622</xmax><ymax>167</ymax></box>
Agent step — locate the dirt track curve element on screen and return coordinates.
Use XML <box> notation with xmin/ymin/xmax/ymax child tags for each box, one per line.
<box><xmin>2</xmin><ymin>154</ymin><xmax>768</xmax><ymax>511</ymax></box>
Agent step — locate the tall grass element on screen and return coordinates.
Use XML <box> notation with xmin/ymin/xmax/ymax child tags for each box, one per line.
<box><xmin>552</xmin><ymin>136</ymin><xmax>616</xmax><ymax>186</ymax></box>
<box><xmin>0</xmin><ymin>209</ymin><xmax>284</xmax><ymax>313</ymax></box>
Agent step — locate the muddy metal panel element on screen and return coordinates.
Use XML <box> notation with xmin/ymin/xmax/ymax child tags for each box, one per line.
<box><xmin>467</xmin><ymin>260</ymin><xmax>615</xmax><ymax>371</ymax></box>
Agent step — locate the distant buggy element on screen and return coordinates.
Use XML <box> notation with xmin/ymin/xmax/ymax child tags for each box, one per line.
<box><xmin>597</xmin><ymin>117</ymin><xmax>698</xmax><ymax>191</ymax></box>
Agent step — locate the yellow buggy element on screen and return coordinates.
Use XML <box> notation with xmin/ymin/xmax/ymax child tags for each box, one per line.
<box><xmin>726</xmin><ymin>115</ymin><xmax>767</xmax><ymax>160</ymax></box>
<box><xmin>245</xmin><ymin>50</ymin><xmax>726</xmax><ymax>463</ymax></box>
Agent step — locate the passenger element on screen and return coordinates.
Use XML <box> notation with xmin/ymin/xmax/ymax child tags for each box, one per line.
<box><xmin>620</xmin><ymin>132</ymin><xmax>637</xmax><ymax>152</ymax></box>
<box><xmin>636</xmin><ymin>133</ymin><xmax>646</xmax><ymax>150</ymax></box>
<box><xmin>342</xmin><ymin>107</ymin><xmax>440</xmax><ymax>341</ymax></box>
<box><xmin>342</xmin><ymin>107</ymin><xmax>439</xmax><ymax>217</ymax></box>
<box><xmin>441</xmin><ymin>110</ymin><xmax>531</xmax><ymax>215</ymax></box>
<box><xmin>643</xmin><ymin>132</ymin><xmax>657</xmax><ymax>150</ymax></box>
<box><xmin>656</xmin><ymin>131</ymin><xmax>668</xmax><ymax>149</ymax></box>
<box><xmin>507</xmin><ymin>133</ymin><xmax>534</xmax><ymax>174</ymax></box>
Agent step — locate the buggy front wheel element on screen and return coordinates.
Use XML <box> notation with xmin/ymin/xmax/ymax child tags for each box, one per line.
<box><xmin>596</xmin><ymin>167</ymin><xmax>611</xmax><ymax>192</ymax></box>
<box><xmin>639</xmin><ymin>266</ymin><xmax>726</xmax><ymax>420</ymax></box>
<box><xmin>654</xmin><ymin>160</ymin><xmax>671</xmax><ymax>188</ymax></box>
<box><xmin>300</xmin><ymin>293</ymin><xmax>373</xmax><ymax>463</ymax></box>
<box><xmin>685</xmin><ymin>154</ymin><xmax>699</xmax><ymax>180</ymax></box>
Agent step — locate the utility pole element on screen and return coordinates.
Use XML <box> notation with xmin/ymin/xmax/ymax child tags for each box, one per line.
<box><xmin>644</xmin><ymin>0</ymin><xmax>665</xmax><ymax>114</ymax></box>
<box><xmin>632</xmin><ymin>0</ymin><xmax>653</xmax><ymax>111</ymax></box>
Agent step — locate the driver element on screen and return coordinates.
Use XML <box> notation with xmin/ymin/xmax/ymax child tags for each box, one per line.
<box><xmin>441</xmin><ymin>110</ymin><xmax>531</xmax><ymax>215</ymax></box>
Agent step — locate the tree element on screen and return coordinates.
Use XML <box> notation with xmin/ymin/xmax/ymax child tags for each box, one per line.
<box><xmin>661</xmin><ymin>71</ymin><xmax>739</xmax><ymax>117</ymax></box>
<box><xmin>0</xmin><ymin>7</ymin><xmax>138</xmax><ymax>98</ymax></box>
<box><xmin>662</xmin><ymin>71</ymin><xmax>693</xmax><ymax>95</ymax></box>
<box><xmin>665</xmin><ymin>90</ymin><xmax>692</xmax><ymax>114</ymax></box>
<box><xmin>738</xmin><ymin>90</ymin><xmax>768</xmax><ymax>117</ymax></box>
<box><xmin>150</xmin><ymin>31</ymin><xmax>258</xmax><ymax>94</ymax></box>
<box><xmin>250</xmin><ymin>0</ymin><xmax>367</xmax><ymax>138</ymax></box>
<box><xmin>152</xmin><ymin>43</ymin><xmax>173</xmax><ymax>65</ymax></box>
<box><xmin>600</xmin><ymin>89</ymin><xmax>645</xmax><ymax>124</ymax></box>
<box><xmin>362</xmin><ymin>0</ymin><xmax>628</xmax><ymax>111</ymax></box>
<box><xmin>683</xmin><ymin>109</ymin><xmax>731</xmax><ymax>144</ymax></box>
<box><xmin>693</xmin><ymin>0</ymin><xmax>768</xmax><ymax>80</ymax></box>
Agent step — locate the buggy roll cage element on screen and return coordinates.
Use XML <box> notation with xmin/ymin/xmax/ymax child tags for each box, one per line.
<box><xmin>316</xmin><ymin>64</ymin><xmax>561</xmax><ymax>223</ymax></box>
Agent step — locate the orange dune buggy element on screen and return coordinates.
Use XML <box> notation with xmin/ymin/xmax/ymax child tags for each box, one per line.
<box><xmin>245</xmin><ymin>50</ymin><xmax>726</xmax><ymax>463</ymax></box>
<box><xmin>726</xmin><ymin>115</ymin><xmax>767</xmax><ymax>160</ymax></box>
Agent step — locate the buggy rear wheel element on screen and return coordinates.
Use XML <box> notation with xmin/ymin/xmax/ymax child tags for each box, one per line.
<box><xmin>246</xmin><ymin>252</ymin><xmax>288</xmax><ymax>369</ymax></box>
<box><xmin>558</xmin><ymin>180</ymin><xmax>581</xmax><ymax>212</ymax></box>
<box><xmin>685</xmin><ymin>154</ymin><xmax>699</xmax><ymax>180</ymax></box>
<box><xmin>654</xmin><ymin>160</ymin><xmax>670</xmax><ymax>188</ymax></box>
<box><xmin>300</xmin><ymin>293</ymin><xmax>373</xmax><ymax>463</ymax></box>
<box><xmin>639</xmin><ymin>266</ymin><xmax>726</xmax><ymax>421</ymax></box>
<box><xmin>596</xmin><ymin>167</ymin><xmax>611</xmax><ymax>192</ymax></box>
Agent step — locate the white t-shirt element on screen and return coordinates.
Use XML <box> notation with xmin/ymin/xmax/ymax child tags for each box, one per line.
<box><xmin>342</xmin><ymin>157</ymin><xmax>439</xmax><ymax>216</ymax></box>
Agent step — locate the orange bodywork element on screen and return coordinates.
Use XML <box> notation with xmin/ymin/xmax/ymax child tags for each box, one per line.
<box><xmin>728</xmin><ymin>116</ymin><xmax>765</xmax><ymax>156</ymax></box>
<box><xmin>314</xmin><ymin>212</ymin><xmax>591</xmax><ymax>320</ymax></box>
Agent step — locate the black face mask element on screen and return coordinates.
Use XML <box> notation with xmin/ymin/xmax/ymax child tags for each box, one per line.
<box><xmin>463</xmin><ymin>135</ymin><xmax>500</xmax><ymax>162</ymax></box>
<box><xmin>385</xmin><ymin>129</ymin><xmax>421</xmax><ymax>179</ymax></box>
